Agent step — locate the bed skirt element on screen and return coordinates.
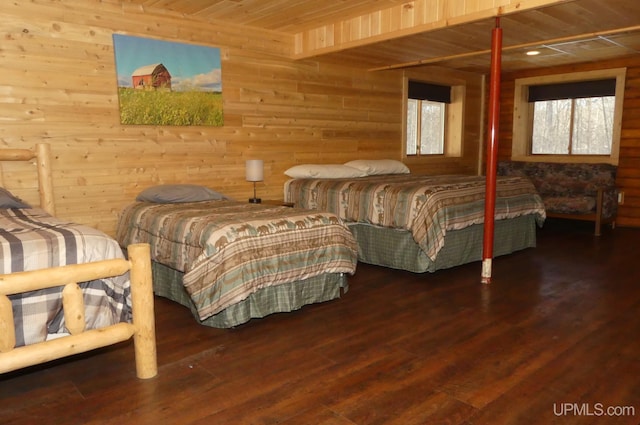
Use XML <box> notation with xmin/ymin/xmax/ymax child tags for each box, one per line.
<box><xmin>348</xmin><ymin>214</ymin><xmax>538</xmax><ymax>273</ymax></box>
<box><xmin>151</xmin><ymin>261</ymin><xmax>349</xmax><ymax>328</ymax></box>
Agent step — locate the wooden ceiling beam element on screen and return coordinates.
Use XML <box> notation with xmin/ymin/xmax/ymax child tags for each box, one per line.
<box><xmin>292</xmin><ymin>0</ymin><xmax>576</xmax><ymax>59</ymax></box>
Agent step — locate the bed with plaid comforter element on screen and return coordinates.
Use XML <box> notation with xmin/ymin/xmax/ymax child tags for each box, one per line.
<box><xmin>116</xmin><ymin>200</ymin><xmax>358</xmax><ymax>322</ymax></box>
<box><xmin>284</xmin><ymin>174</ymin><xmax>546</xmax><ymax>261</ymax></box>
<box><xmin>0</xmin><ymin>208</ymin><xmax>131</xmax><ymax>347</ymax></box>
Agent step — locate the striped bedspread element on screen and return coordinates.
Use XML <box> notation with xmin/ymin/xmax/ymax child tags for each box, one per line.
<box><xmin>0</xmin><ymin>208</ymin><xmax>130</xmax><ymax>347</ymax></box>
<box><xmin>284</xmin><ymin>174</ymin><xmax>546</xmax><ymax>260</ymax></box>
<box><xmin>116</xmin><ymin>201</ymin><xmax>358</xmax><ymax>321</ymax></box>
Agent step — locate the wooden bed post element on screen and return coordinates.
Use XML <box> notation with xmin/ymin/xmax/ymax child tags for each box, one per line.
<box><xmin>481</xmin><ymin>17</ymin><xmax>502</xmax><ymax>284</ymax></box>
<box><xmin>128</xmin><ymin>243</ymin><xmax>158</xmax><ymax>379</ymax></box>
<box><xmin>36</xmin><ymin>143</ymin><xmax>56</xmax><ymax>216</ymax></box>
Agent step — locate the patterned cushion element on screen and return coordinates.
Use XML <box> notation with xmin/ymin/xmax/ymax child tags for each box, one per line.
<box><xmin>498</xmin><ymin>161</ymin><xmax>617</xmax><ymax>219</ymax></box>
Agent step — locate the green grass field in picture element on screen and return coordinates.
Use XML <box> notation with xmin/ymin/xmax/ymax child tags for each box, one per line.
<box><xmin>118</xmin><ymin>88</ymin><xmax>223</xmax><ymax>126</ymax></box>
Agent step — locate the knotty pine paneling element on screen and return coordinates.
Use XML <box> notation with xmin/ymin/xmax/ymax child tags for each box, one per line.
<box><xmin>1</xmin><ymin>0</ymin><xmax>483</xmax><ymax>236</ymax></box>
<box><xmin>498</xmin><ymin>55</ymin><xmax>640</xmax><ymax>228</ymax></box>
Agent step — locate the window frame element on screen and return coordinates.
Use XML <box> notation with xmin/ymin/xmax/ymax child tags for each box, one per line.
<box><xmin>403</xmin><ymin>78</ymin><xmax>464</xmax><ymax>160</ymax></box>
<box><xmin>511</xmin><ymin>68</ymin><xmax>626</xmax><ymax>165</ymax></box>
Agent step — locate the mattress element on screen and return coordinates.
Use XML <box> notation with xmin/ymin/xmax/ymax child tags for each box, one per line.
<box><xmin>284</xmin><ymin>174</ymin><xmax>545</xmax><ymax>262</ymax></box>
<box><xmin>117</xmin><ymin>200</ymin><xmax>357</xmax><ymax>325</ymax></box>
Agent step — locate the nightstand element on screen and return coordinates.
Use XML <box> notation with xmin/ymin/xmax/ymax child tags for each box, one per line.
<box><xmin>261</xmin><ymin>199</ymin><xmax>294</xmax><ymax>207</ymax></box>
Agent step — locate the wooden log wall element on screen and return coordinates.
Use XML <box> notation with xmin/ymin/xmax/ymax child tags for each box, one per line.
<box><xmin>1</xmin><ymin>0</ymin><xmax>483</xmax><ymax>237</ymax></box>
<box><xmin>497</xmin><ymin>55</ymin><xmax>640</xmax><ymax>228</ymax></box>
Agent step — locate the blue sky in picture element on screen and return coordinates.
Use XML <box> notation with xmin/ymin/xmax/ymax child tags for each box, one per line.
<box><xmin>112</xmin><ymin>34</ymin><xmax>222</xmax><ymax>92</ymax></box>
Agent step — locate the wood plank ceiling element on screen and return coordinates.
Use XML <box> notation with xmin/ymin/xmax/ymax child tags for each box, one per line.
<box><xmin>121</xmin><ymin>0</ymin><xmax>640</xmax><ymax>73</ymax></box>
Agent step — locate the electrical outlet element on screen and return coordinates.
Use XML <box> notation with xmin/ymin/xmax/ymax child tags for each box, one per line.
<box><xmin>618</xmin><ymin>191</ymin><xmax>625</xmax><ymax>205</ymax></box>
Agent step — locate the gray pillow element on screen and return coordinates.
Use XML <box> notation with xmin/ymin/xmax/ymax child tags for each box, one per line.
<box><xmin>0</xmin><ymin>187</ymin><xmax>31</xmax><ymax>208</ymax></box>
<box><xmin>136</xmin><ymin>184</ymin><xmax>230</xmax><ymax>203</ymax></box>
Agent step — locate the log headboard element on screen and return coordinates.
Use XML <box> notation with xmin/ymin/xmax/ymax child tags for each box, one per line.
<box><xmin>0</xmin><ymin>144</ymin><xmax>55</xmax><ymax>216</ymax></box>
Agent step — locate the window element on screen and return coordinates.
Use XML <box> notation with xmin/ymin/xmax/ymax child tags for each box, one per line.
<box><xmin>405</xmin><ymin>80</ymin><xmax>454</xmax><ymax>156</ymax></box>
<box><xmin>407</xmin><ymin>98</ymin><xmax>446</xmax><ymax>155</ymax></box>
<box><xmin>529</xmin><ymin>79</ymin><xmax>616</xmax><ymax>156</ymax></box>
<box><xmin>512</xmin><ymin>68</ymin><xmax>625</xmax><ymax>164</ymax></box>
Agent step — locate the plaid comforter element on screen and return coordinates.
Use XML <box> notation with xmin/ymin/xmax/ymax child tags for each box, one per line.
<box><xmin>116</xmin><ymin>201</ymin><xmax>358</xmax><ymax>321</ymax></box>
<box><xmin>284</xmin><ymin>174</ymin><xmax>546</xmax><ymax>260</ymax></box>
<box><xmin>0</xmin><ymin>208</ymin><xmax>130</xmax><ymax>347</ymax></box>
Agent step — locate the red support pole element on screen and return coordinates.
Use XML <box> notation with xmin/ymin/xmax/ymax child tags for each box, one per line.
<box><xmin>481</xmin><ymin>17</ymin><xmax>502</xmax><ymax>284</ymax></box>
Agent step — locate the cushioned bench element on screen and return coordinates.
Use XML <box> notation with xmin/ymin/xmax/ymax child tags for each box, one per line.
<box><xmin>498</xmin><ymin>161</ymin><xmax>618</xmax><ymax>236</ymax></box>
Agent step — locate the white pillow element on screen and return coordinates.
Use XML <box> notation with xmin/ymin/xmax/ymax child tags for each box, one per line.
<box><xmin>344</xmin><ymin>159</ymin><xmax>410</xmax><ymax>175</ymax></box>
<box><xmin>284</xmin><ymin>164</ymin><xmax>367</xmax><ymax>179</ymax></box>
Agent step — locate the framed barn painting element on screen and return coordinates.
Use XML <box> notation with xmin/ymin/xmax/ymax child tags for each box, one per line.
<box><xmin>112</xmin><ymin>34</ymin><xmax>223</xmax><ymax>126</ymax></box>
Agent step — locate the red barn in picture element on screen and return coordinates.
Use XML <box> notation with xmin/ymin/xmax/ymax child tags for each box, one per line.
<box><xmin>131</xmin><ymin>63</ymin><xmax>171</xmax><ymax>90</ymax></box>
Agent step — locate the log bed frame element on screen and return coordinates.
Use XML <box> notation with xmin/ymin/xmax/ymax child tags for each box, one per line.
<box><xmin>0</xmin><ymin>144</ymin><xmax>157</xmax><ymax>379</ymax></box>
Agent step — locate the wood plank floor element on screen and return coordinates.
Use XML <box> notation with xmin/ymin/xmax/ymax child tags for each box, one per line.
<box><xmin>1</xmin><ymin>220</ymin><xmax>639</xmax><ymax>425</ymax></box>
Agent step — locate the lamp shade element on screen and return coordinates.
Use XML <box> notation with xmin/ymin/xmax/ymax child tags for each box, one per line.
<box><xmin>245</xmin><ymin>159</ymin><xmax>264</xmax><ymax>182</ymax></box>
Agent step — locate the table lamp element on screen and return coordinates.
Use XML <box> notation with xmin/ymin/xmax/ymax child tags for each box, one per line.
<box><xmin>245</xmin><ymin>159</ymin><xmax>263</xmax><ymax>203</ymax></box>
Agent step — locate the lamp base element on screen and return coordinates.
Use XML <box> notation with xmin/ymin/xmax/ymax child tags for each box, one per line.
<box><xmin>249</xmin><ymin>198</ymin><xmax>262</xmax><ymax>204</ymax></box>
